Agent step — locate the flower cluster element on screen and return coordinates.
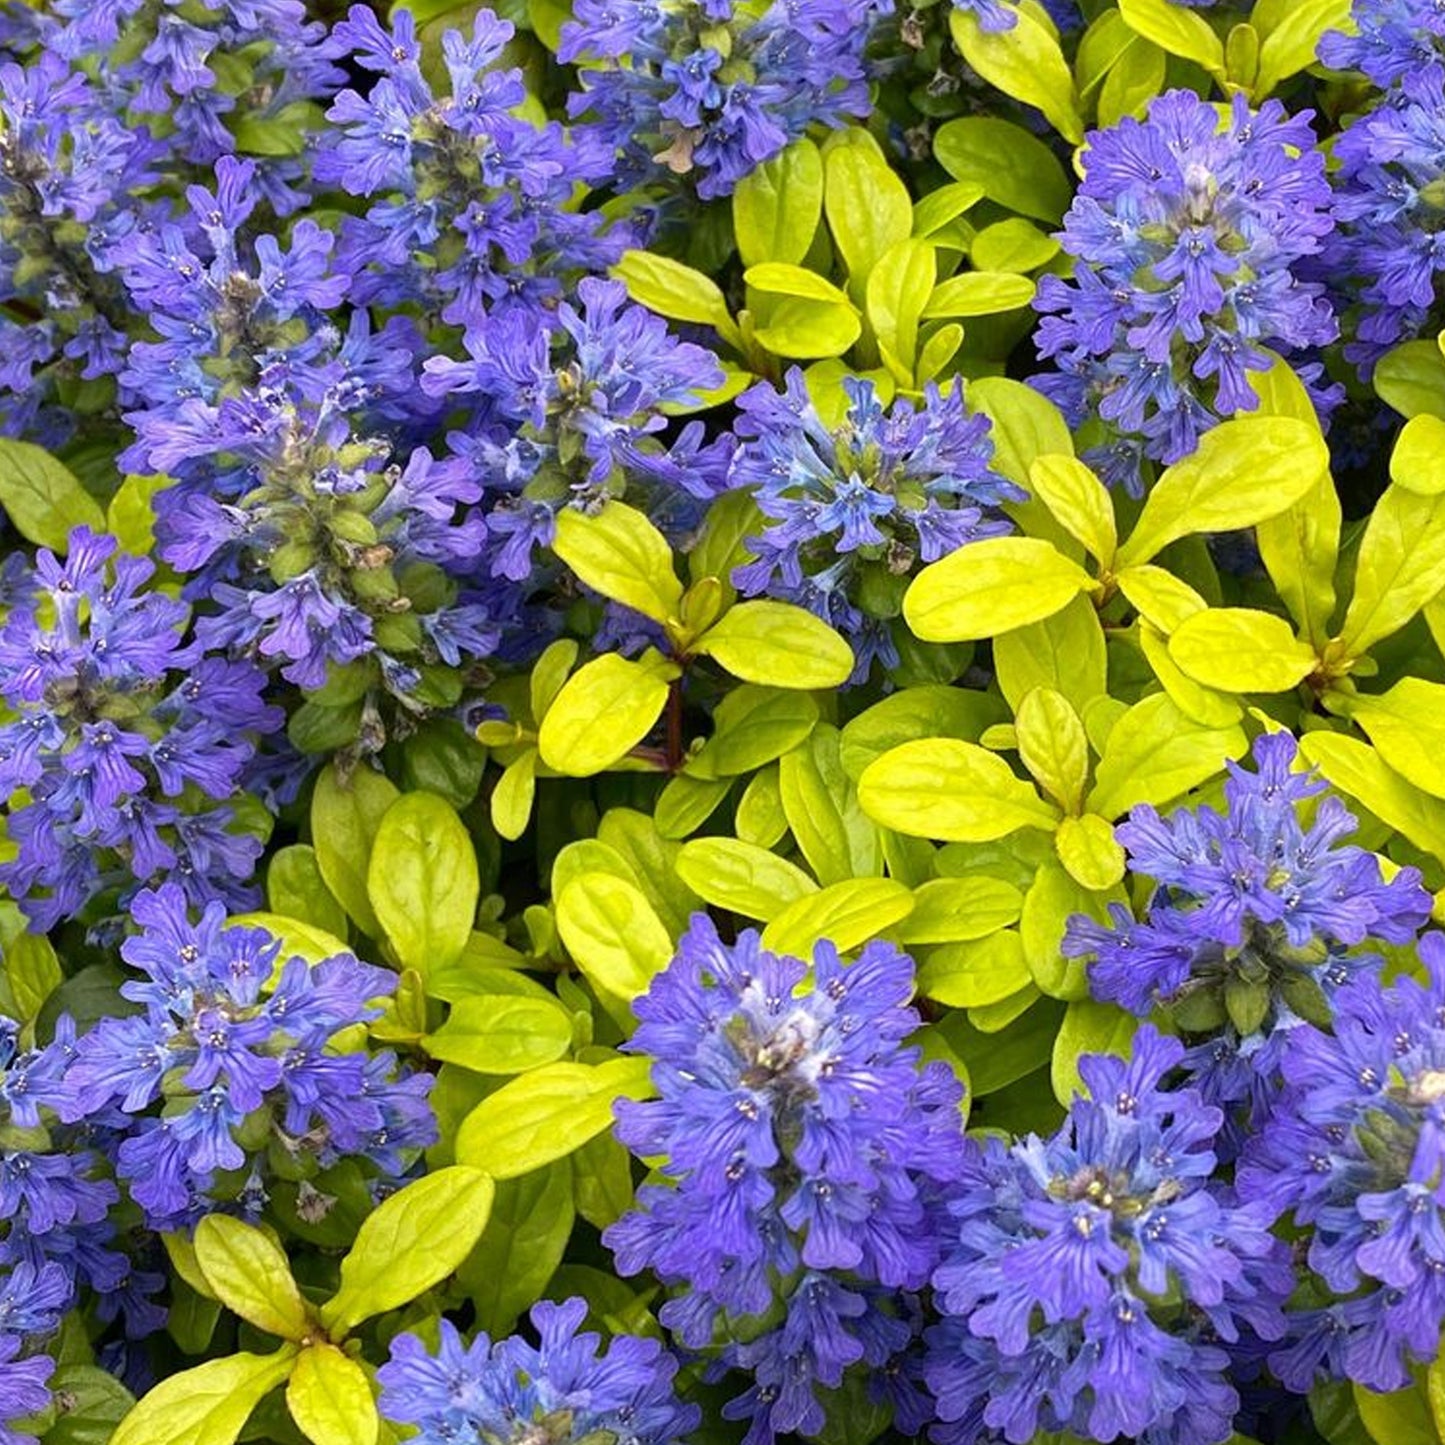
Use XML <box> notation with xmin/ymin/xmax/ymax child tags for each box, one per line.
<box><xmin>1319</xmin><ymin>0</ymin><xmax>1445</xmax><ymax>88</ymax></box>
<box><xmin>1239</xmin><ymin>934</ymin><xmax>1445</xmax><ymax>1393</ymax></box>
<box><xmin>729</xmin><ymin>370</ymin><xmax>1021</xmax><ymax>678</ymax></box>
<box><xmin>1064</xmin><ymin>732</ymin><xmax>1432</xmax><ymax>1136</ymax></box>
<box><xmin>927</xmin><ymin>1028</ymin><xmax>1290</xmax><ymax>1445</ymax></box>
<box><xmin>559</xmin><ymin>0</ymin><xmax>883</xmax><ymax>199</ymax></box>
<box><xmin>0</xmin><ymin>528</ymin><xmax>281</xmax><ymax>931</ymax></box>
<box><xmin>0</xmin><ymin>1259</ymin><xmax>69</xmax><ymax>1445</ymax></box>
<box><xmin>63</xmin><ymin>885</ymin><xmax>435</xmax><ymax>1230</ymax></box>
<box><xmin>377</xmin><ymin>1298</ymin><xmax>700</xmax><ymax>1445</ymax></box>
<box><xmin>1326</xmin><ymin>70</ymin><xmax>1445</xmax><ymax>367</ymax></box>
<box><xmin>604</xmin><ymin>917</ymin><xmax>965</xmax><ymax>1445</ymax></box>
<box><xmin>1034</xmin><ymin>90</ymin><xmax>1337</xmax><ymax>491</ymax></box>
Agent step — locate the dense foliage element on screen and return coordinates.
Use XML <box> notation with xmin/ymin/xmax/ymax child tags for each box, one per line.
<box><xmin>6</xmin><ymin>1</ymin><xmax>1445</xmax><ymax>1444</ymax></box>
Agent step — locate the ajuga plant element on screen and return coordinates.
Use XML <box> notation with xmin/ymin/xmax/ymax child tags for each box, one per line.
<box><xmin>6</xmin><ymin>4</ymin><xmax>1445</xmax><ymax>1445</ymax></box>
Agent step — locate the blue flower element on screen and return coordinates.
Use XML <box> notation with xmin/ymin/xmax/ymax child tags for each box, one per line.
<box><xmin>376</xmin><ymin>1298</ymin><xmax>700</xmax><ymax>1445</ymax></box>
<box><xmin>560</xmin><ymin>0</ymin><xmax>885</xmax><ymax>198</ymax></box>
<box><xmin>0</xmin><ymin>528</ymin><xmax>282</xmax><ymax>929</ymax></box>
<box><xmin>603</xmin><ymin>917</ymin><xmax>965</xmax><ymax>1445</ymax></box>
<box><xmin>63</xmin><ymin>884</ymin><xmax>436</xmax><ymax>1230</ymax></box>
<box><xmin>728</xmin><ymin>369</ymin><xmax>1022</xmax><ymax>680</ymax></box>
<box><xmin>1034</xmin><ymin>90</ymin><xmax>1337</xmax><ymax>493</ymax></box>
<box><xmin>1320</xmin><ymin>0</ymin><xmax>1445</xmax><ymax>87</ymax></box>
<box><xmin>1238</xmin><ymin>933</ymin><xmax>1445</xmax><ymax>1392</ymax></box>
<box><xmin>927</xmin><ymin>1027</ymin><xmax>1290</xmax><ymax>1445</ymax></box>
<box><xmin>1063</xmin><ymin>732</ymin><xmax>1429</xmax><ymax>1137</ymax></box>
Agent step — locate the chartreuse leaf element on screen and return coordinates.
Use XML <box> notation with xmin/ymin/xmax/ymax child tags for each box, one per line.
<box><xmin>1391</xmin><ymin>414</ymin><xmax>1445</xmax><ymax>494</ymax></box>
<box><xmin>950</xmin><ymin>4</ymin><xmax>1084</xmax><ymax>143</ymax></box>
<box><xmin>1116</xmin><ymin>417</ymin><xmax>1329</xmax><ymax>567</ymax></box>
<box><xmin>1117</xmin><ymin>0</ymin><xmax>1224</xmax><ymax>75</ymax></box>
<box><xmin>111</xmin><ymin>1347</ymin><xmax>298</xmax><ymax>1445</ymax></box>
<box><xmin>555</xmin><ymin>873</ymin><xmax>673</xmax><ymax>1008</ymax></box>
<box><xmin>1052</xmin><ymin>1000</ymin><xmax>1139</xmax><ymax>1104</ymax></box>
<box><xmin>1087</xmin><ymin>695</ymin><xmax>1247</xmax><ymax>819</ymax></box>
<box><xmin>761</xmin><ymin>878</ymin><xmax>914</xmax><ymax>958</ymax></box>
<box><xmin>751</xmin><ymin>298</ymin><xmax>861</xmax><ymax>358</ymax></box>
<box><xmin>311</xmin><ymin>763</ymin><xmax>399</xmax><ymax>937</ymax></box>
<box><xmin>1339</xmin><ymin>484</ymin><xmax>1445</xmax><ymax>656</ymax></box>
<box><xmin>933</xmin><ymin>117</ymin><xmax>1071</xmax><ymax>224</ymax></box>
<box><xmin>321</xmin><ymin>1167</ymin><xmax>496</xmax><ymax>1335</ymax></box>
<box><xmin>1022</xmin><ymin>862</ymin><xmax>1127</xmax><ymax>1001</ymax></box>
<box><xmin>423</xmin><ymin>994</ymin><xmax>574</xmax><ymax>1073</ymax></box>
<box><xmin>859</xmin><ymin>739</ymin><xmax>1062</xmax><ymax>842</ymax></box>
<box><xmin>1353</xmin><ymin>1376</ymin><xmax>1436</xmax><ymax>1445</ymax></box>
<box><xmin>1301</xmin><ymin>733</ymin><xmax>1445</xmax><ymax>862</ymax></box>
<box><xmin>455</xmin><ymin>1057</ymin><xmax>655</xmax><ymax>1180</ymax></box>
<box><xmin>967</xmin><ymin>377</ymin><xmax>1074</xmax><ymax>487</ymax></box>
<box><xmin>905</xmin><ymin>537</ymin><xmax>1097</xmax><ymax>642</ymax></box>
<box><xmin>822</xmin><ymin>129</ymin><xmax>913</xmax><ymax>284</ymax></box>
<box><xmin>1167</xmin><ymin>608</ymin><xmax>1319</xmax><ymax>693</ymax></box>
<box><xmin>1028</xmin><ymin>455</ymin><xmax>1117</xmax><ymax>567</ymax></box>
<box><xmin>921</xmin><ymin>271</ymin><xmax>1036</xmax><ymax>319</ymax></box>
<box><xmin>918</xmin><ymin>930</ymin><xmax>1032</xmax><ymax>1008</ymax></box>
<box><xmin>551</xmin><ymin>503</ymin><xmax>683</xmax><ymax>625</ymax></box>
<box><xmin>611</xmin><ymin>250</ymin><xmax>739</xmax><ymax>346</ymax></box>
<box><xmin>193</xmin><ymin>1216</ymin><xmax>311</xmax><ymax>1341</ymax></box>
<box><xmin>1097</xmin><ymin>32</ymin><xmax>1166</xmax><ymax>126</ymax></box>
<box><xmin>994</xmin><ymin>595</ymin><xmax>1109</xmax><ymax>718</ymax></box>
<box><xmin>675</xmin><ymin>837</ymin><xmax>817</xmax><ymax>917</ymax></box>
<box><xmin>896</xmin><ymin>877</ymin><xmax>1023</xmax><ymax>944</ymax></box>
<box><xmin>537</xmin><ymin>651</ymin><xmax>678</xmax><ymax>775</ymax></box>
<box><xmin>1014</xmin><ymin>688</ymin><xmax>1088</xmax><ymax>814</ymax></box>
<box><xmin>971</xmin><ymin>218</ymin><xmax>1059</xmax><ymax>273</ymax></box>
<box><xmin>1337</xmin><ymin>680</ymin><xmax>1445</xmax><ymax>801</ymax></box>
<box><xmin>687</xmin><ymin>686</ymin><xmax>818</xmax><ymax>779</ymax></box>
<box><xmin>913</xmin><ymin>181</ymin><xmax>985</xmax><ymax>238</ymax></box>
<box><xmin>1256</xmin><ymin>470</ymin><xmax>1341</xmax><ymax>649</ymax></box>
<box><xmin>1375</xmin><ymin>339</ymin><xmax>1445</xmax><ymax>420</ymax></box>
<box><xmin>866</xmin><ymin>239</ymin><xmax>936</xmax><ymax>382</ymax></box>
<box><xmin>267</xmin><ymin>846</ymin><xmax>349</xmax><ymax>943</ymax></box>
<box><xmin>287</xmin><ymin>1345</ymin><xmax>377</xmax><ymax>1445</ymax></box>
<box><xmin>746</xmin><ymin>263</ymin><xmax>852</xmax><ymax>305</ymax></box>
<box><xmin>367</xmin><ymin>792</ymin><xmax>478</xmax><ymax>976</ymax></box>
<box><xmin>780</xmin><ymin>726</ymin><xmax>880</xmax><ymax>884</ymax></box>
<box><xmin>1054</xmin><ymin>814</ymin><xmax>1127</xmax><ymax>890</ymax></box>
<box><xmin>733</xmin><ymin>137</ymin><xmax>824</xmax><ymax>267</ymax></box>
<box><xmin>3</xmin><ymin>931</ymin><xmax>60</xmax><ymax>1023</ymax></box>
<box><xmin>106</xmin><ymin>472</ymin><xmax>169</xmax><ymax>556</ymax></box>
<box><xmin>692</xmin><ymin>600</ymin><xmax>853</xmax><ymax>688</ymax></box>
<box><xmin>0</xmin><ymin>439</ymin><xmax>106</xmax><ymax>552</ymax></box>
<box><xmin>1139</xmin><ymin>621</ymin><xmax>1243</xmax><ymax>729</ymax></box>
<box><xmin>1252</xmin><ymin>0</ymin><xmax>1351</xmax><ymax>97</ymax></box>
<box><xmin>491</xmin><ymin>750</ymin><xmax>538</xmax><ymax>843</ymax></box>
<box><xmin>839</xmin><ymin>686</ymin><xmax>1008</xmax><ymax>778</ymax></box>
<box><xmin>1428</xmin><ymin>1354</ymin><xmax>1445</xmax><ymax>1439</ymax></box>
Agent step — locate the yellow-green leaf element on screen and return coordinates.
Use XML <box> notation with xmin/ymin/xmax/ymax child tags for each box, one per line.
<box><xmin>1015</xmin><ymin>687</ymin><xmax>1089</xmax><ymax>813</ymax></box>
<box><xmin>733</xmin><ymin>138</ymin><xmax>824</xmax><ymax>268</ymax></box>
<box><xmin>287</xmin><ymin>1346</ymin><xmax>378</xmax><ymax>1445</ymax></box>
<box><xmin>950</xmin><ymin>6</ymin><xmax>1084</xmax><ymax>143</ymax></box>
<box><xmin>896</xmin><ymin>877</ymin><xmax>1024</xmax><ymax>944</ymax></box>
<box><xmin>1340</xmin><ymin>484</ymin><xmax>1445</xmax><ymax>655</ymax></box>
<box><xmin>194</xmin><ymin>1216</ymin><xmax>310</xmax><ymax>1342</ymax></box>
<box><xmin>552</xmin><ymin>503</ymin><xmax>683</xmax><ymax>624</ymax></box>
<box><xmin>693</xmin><ymin>601</ymin><xmax>853</xmax><ymax>688</ymax></box>
<box><xmin>1054</xmin><ymin>813</ymin><xmax>1127</xmax><ymax>890</ymax></box>
<box><xmin>1027</xmin><ymin>454</ymin><xmax>1117</xmax><ymax>566</ymax></box>
<box><xmin>1117</xmin><ymin>0</ymin><xmax>1224</xmax><ymax>73</ymax></box>
<box><xmin>111</xmin><ymin>1348</ymin><xmax>298</xmax><ymax>1445</ymax></box>
<box><xmin>537</xmin><ymin>652</ymin><xmax>676</xmax><ymax>775</ymax></box>
<box><xmin>1168</xmin><ymin>608</ymin><xmax>1319</xmax><ymax>694</ymax></box>
<box><xmin>675</xmin><ymin>837</ymin><xmax>817</xmax><ymax>918</ymax></box>
<box><xmin>555</xmin><ymin>873</ymin><xmax>673</xmax><ymax>1007</ymax></box>
<box><xmin>761</xmin><ymin>878</ymin><xmax>914</xmax><ymax>957</ymax></box>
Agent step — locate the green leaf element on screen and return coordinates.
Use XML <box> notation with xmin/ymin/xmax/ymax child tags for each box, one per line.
<box><xmin>761</xmin><ymin>878</ymin><xmax>914</xmax><ymax>958</ymax></box>
<box><xmin>1054</xmin><ymin>813</ymin><xmax>1127</xmax><ymax>890</ymax></box>
<box><xmin>675</xmin><ymin>837</ymin><xmax>817</xmax><ymax>917</ymax></box>
<box><xmin>733</xmin><ymin>138</ymin><xmax>824</xmax><ymax>268</ymax></box>
<box><xmin>822</xmin><ymin>129</ymin><xmax>913</xmax><ymax>281</ymax></box>
<box><xmin>750</xmin><ymin>297</ymin><xmax>862</xmax><ymax>358</ymax></box>
<box><xmin>491</xmin><ymin>749</ymin><xmax>538</xmax><ymax>843</ymax></box>
<box><xmin>287</xmin><ymin>1346</ymin><xmax>377</xmax><ymax>1445</ymax></box>
<box><xmin>933</xmin><ymin>117</ymin><xmax>1071</xmax><ymax>223</ymax></box>
<box><xmin>555</xmin><ymin>873</ymin><xmax>673</xmax><ymax>1008</ymax></box>
<box><xmin>1256</xmin><ymin>471</ymin><xmax>1341</xmax><ymax>648</ymax></box>
<box><xmin>311</xmin><ymin>764</ymin><xmax>399</xmax><ymax>937</ymax></box>
<box><xmin>913</xmin><ymin>181</ymin><xmax>986</xmax><ymax>238</ymax></box>
<box><xmin>839</xmin><ymin>686</ymin><xmax>1008</xmax><ymax>780</ymax></box>
<box><xmin>1340</xmin><ymin>679</ymin><xmax>1445</xmax><ymax>801</ymax></box>
<box><xmin>736</xmin><ymin>765</ymin><xmax>790</xmax><ymax>848</ymax></box>
<box><xmin>918</xmin><ymin>930</ymin><xmax>1032</xmax><ymax>1008</ymax></box>
<box><xmin>1252</xmin><ymin>0</ymin><xmax>1350</xmax><ymax>96</ymax></box>
<box><xmin>859</xmin><ymin>739</ymin><xmax>1062</xmax><ymax>841</ymax></box>
<box><xmin>1097</xmin><ymin>33</ymin><xmax>1167</xmax><ymax>126</ymax></box>
<box><xmin>1015</xmin><ymin>687</ymin><xmax>1089</xmax><ymax>813</ymax></box>
<box><xmin>194</xmin><ymin>1216</ymin><xmax>310</xmax><ymax>1342</ymax></box>
<box><xmin>267</xmin><ymin>846</ymin><xmax>349</xmax><ymax>942</ymax></box>
<box><xmin>423</xmin><ymin>994</ymin><xmax>574</xmax><ymax>1073</ymax></box>
<box><xmin>1027</xmin><ymin>454</ymin><xmax>1117</xmax><ymax>566</ymax></box>
<box><xmin>866</xmin><ymin>240</ymin><xmax>936</xmax><ymax>380</ymax></box>
<box><xmin>1391</xmin><ymin>414</ymin><xmax>1445</xmax><ymax>495</ymax></box>
<box><xmin>746</xmin><ymin>263</ymin><xmax>852</xmax><ymax>305</ymax></box>
<box><xmin>1021</xmin><ymin>862</ymin><xmax>1126</xmax><ymax>1001</ymax></box>
<box><xmin>966</xmin><ymin>377</ymin><xmax>1074</xmax><ymax>488</ymax></box>
<box><xmin>537</xmin><ymin>652</ymin><xmax>677</xmax><ymax>775</ymax></box>
<box><xmin>970</xmin><ymin>218</ymin><xmax>1060</xmax><ymax>273</ymax></box>
<box><xmin>46</xmin><ymin>1365</ymin><xmax>136</xmax><ymax>1445</ymax></box>
<box><xmin>1352</xmin><ymin>1380</ymin><xmax>1437</xmax><ymax>1445</ymax></box>
<box><xmin>3</xmin><ymin>932</ymin><xmax>61</xmax><ymax>1023</ymax></box>
<box><xmin>106</xmin><ymin>472</ymin><xmax>170</xmax><ymax>556</ymax></box>
<box><xmin>1301</xmin><ymin>733</ymin><xmax>1445</xmax><ymax>862</ymax></box>
<box><xmin>1115</xmin><ymin>565</ymin><xmax>1209</xmax><ymax>632</ymax></box>
<box><xmin>687</xmin><ymin>686</ymin><xmax>819</xmax><ymax>779</ymax></box>
<box><xmin>0</xmin><ymin>439</ymin><xmax>106</xmax><ymax>552</ymax></box>
<box><xmin>949</xmin><ymin>6</ymin><xmax>1084</xmax><ymax>143</ymax></box>
<box><xmin>461</xmin><ymin>1162</ymin><xmax>575</xmax><ymax>1336</ymax></box>
<box><xmin>1052</xmin><ymin>1000</ymin><xmax>1139</xmax><ymax>1104</ymax></box>
<box><xmin>1117</xmin><ymin>0</ymin><xmax>1224</xmax><ymax>73</ymax></box>
<box><xmin>551</xmin><ymin>503</ymin><xmax>683</xmax><ymax>624</ymax></box>
<box><xmin>455</xmin><ymin>1058</ymin><xmax>655</xmax><ymax>1180</ymax></box>
<box><xmin>1140</xmin><ymin>621</ymin><xmax>1244</xmax><ymax>728</ymax></box>
<box><xmin>1167</xmin><ymin>608</ymin><xmax>1319</xmax><ymax>693</ymax></box>
<box><xmin>611</xmin><ymin>250</ymin><xmax>738</xmax><ymax>343</ymax></box>
<box><xmin>922</xmin><ymin>270</ymin><xmax>1036</xmax><ymax>319</ymax></box>
<box><xmin>779</xmin><ymin>725</ymin><xmax>880</xmax><ymax>884</ymax></box>
<box><xmin>1374</xmin><ymin>339</ymin><xmax>1445</xmax><ymax>421</ymax></box>
<box><xmin>904</xmin><ymin>537</ymin><xmax>1096</xmax><ymax>642</ymax></box>
<box><xmin>654</xmin><ymin>774</ymin><xmax>732</xmax><ymax>839</ymax></box>
<box><xmin>916</xmin><ymin>323</ymin><xmax>965</xmax><ymax>383</ymax></box>
<box><xmin>1340</xmin><ymin>484</ymin><xmax>1445</xmax><ymax>655</ymax></box>
<box><xmin>1117</xmin><ymin>417</ymin><xmax>1329</xmax><ymax>567</ymax></box>
<box><xmin>367</xmin><ymin>792</ymin><xmax>479</xmax><ymax>975</ymax></box>
<box><xmin>1427</xmin><ymin>1354</ymin><xmax>1445</xmax><ymax>1441</ymax></box>
<box><xmin>994</xmin><ymin>595</ymin><xmax>1109</xmax><ymax>717</ymax></box>
<box><xmin>1087</xmin><ymin>694</ymin><xmax>1246</xmax><ymax>819</ymax></box>
<box><xmin>693</xmin><ymin>600</ymin><xmax>853</xmax><ymax>688</ymax></box>
<box><xmin>111</xmin><ymin>1348</ymin><xmax>297</xmax><ymax>1445</ymax></box>
<box><xmin>896</xmin><ymin>877</ymin><xmax>1023</xmax><ymax>944</ymax></box>
<box><xmin>322</xmin><ymin>1167</ymin><xmax>496</xmax><ymax>1334</ymax></box>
